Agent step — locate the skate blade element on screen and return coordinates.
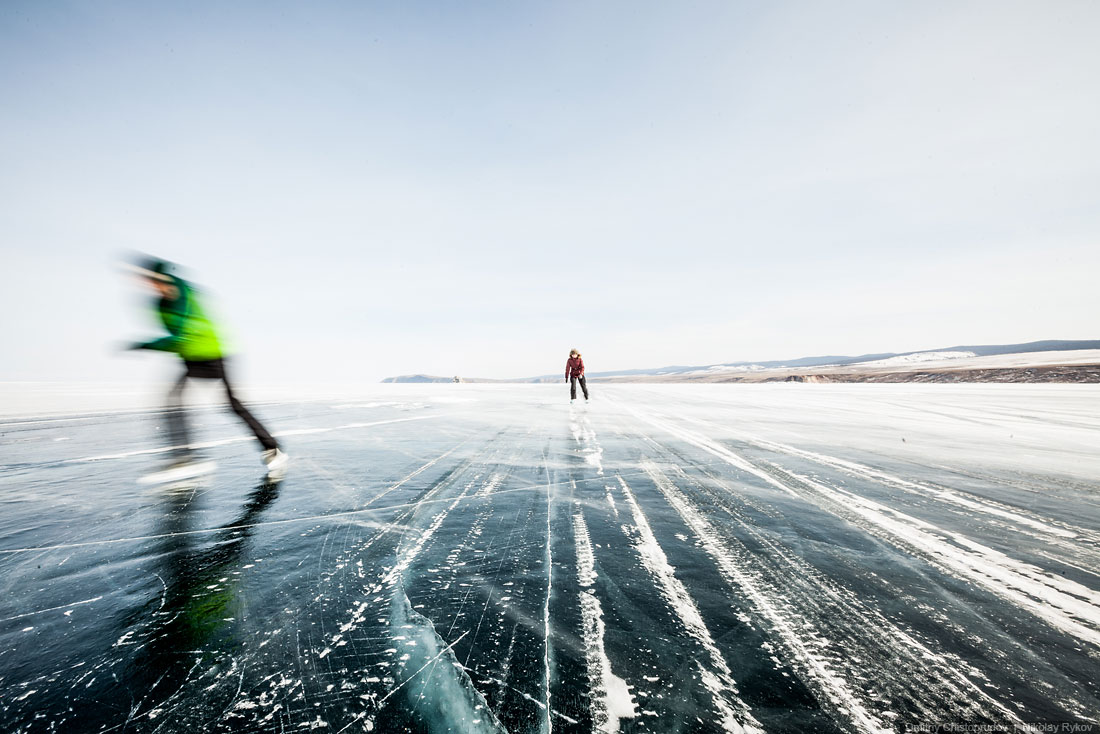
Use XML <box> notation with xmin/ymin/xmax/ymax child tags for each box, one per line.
<box><xmin>138</xmin><ymin>460</ymin><xmax>217</xmax><ymax>485</ymax></box>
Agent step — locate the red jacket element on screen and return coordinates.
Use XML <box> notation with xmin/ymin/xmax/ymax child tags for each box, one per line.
<box><xmin>566</xmin><ymin>356</ymin><xmax>584</xmax><ymax>379</ymax></box>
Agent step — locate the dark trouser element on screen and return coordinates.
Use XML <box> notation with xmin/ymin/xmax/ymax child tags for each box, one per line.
<box><xmin>570</xmin><ymin>375</ymin><xmax>589</xmax><ymax>400</ymax></box>
<box><xmin>166</xmin><ymin>358</ymin><xmax>278</xmax><ymax>457</ymax></box>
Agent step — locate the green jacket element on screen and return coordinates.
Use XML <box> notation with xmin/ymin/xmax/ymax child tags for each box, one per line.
<box><xmin>135</xmin><ymin>276</ymin><xmax>224</xmax><ymax>361</ymax></box>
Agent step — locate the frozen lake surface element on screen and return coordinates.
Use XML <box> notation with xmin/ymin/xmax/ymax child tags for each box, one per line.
<box><xmin>2</xmin><ymin>384</ymin><xmax>1099</xmax><ymax>733</ymax></box>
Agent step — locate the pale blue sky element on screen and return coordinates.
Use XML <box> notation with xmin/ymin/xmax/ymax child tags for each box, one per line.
<box><xmin>2</xmin><ymin>1</ymin><xmax>1098</xmax><ymax>385</ymax></box>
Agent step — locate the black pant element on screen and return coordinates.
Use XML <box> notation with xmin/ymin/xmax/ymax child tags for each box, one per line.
<box><xmin>570</xmin><ymin>375</ymin><xmax>589</xmax><ymax>400</ymax></box>
<box><xmin>166</xmin><ymin>358</ymin><xmax>278</xmax><ymax>456</ymax></box>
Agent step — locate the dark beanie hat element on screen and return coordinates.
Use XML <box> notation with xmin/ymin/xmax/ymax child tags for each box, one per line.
<box><xmin>125</xmin><ymin>254</ymin><xmax>174</xmax><ymax>281</ymax></box>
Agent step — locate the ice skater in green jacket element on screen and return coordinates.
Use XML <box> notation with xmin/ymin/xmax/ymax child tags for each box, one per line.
<box><xmin>126</xmin><ymin>257</ymin><xmax>287</xmax><ymax>476</ymax></box>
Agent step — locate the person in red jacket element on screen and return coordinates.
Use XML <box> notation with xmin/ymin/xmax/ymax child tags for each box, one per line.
<box><xmin>565</xmin><ymin>349</ymin><xmax>589</xmax><ymax>402</ymax></box>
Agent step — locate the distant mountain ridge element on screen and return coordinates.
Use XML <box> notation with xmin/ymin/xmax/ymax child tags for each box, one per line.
<box><xmin>381</xmin><ymin>339</ymin><xmax>1100</xmax><ymax>383</ymax></box>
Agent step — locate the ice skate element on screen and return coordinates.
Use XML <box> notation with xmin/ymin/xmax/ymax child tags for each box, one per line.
<box><xmin>139</xmin><ymin>456</ymin><xmax>216</xmax><ymax>485</ymax></box>
<box><xmin>263</xmin><ymin>448</ymin><xmax>289</xmax><ymax>478</ymax></box>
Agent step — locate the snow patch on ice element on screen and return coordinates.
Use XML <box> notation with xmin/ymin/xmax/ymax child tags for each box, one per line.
<box><xmin>728</xmin><ymin>430</ymin><xmax>1078</xmax><ymax>540</ymax></box>
<box><xmin>569</xmin><ymin>412</ymin><xmax>604</xmax><ymax>474</ymax></box>
<box><xmin>642</xmin><ymin>462</ymin><xmax>891</xmax><ymax>734</ymax></box>
<box><xmin>574</xmin><ymin>510</ymin><xmax>637</xmax><ymax>733</ymax></box>
<box><xmin>671</xmin><ymin>419</ymin><xmax>1100</xmax><ymax>650</ymax></box>
<box><xmin>605</xmin><ymin>486</ymin><xmax>618</xmax><ymax>516</ymax></box>
<box><xmin>710</xmin><ymin>435</ymin><xmax>1100</xmax><ymax>649</ymax></box>
<box><xmin>618</xmin><ymin>475</ymin><xmax>762</xmax><ymax>734</ymax></box>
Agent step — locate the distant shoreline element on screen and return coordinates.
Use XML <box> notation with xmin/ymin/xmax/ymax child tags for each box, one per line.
<box><xmin>384</xmin><ymin>363</ymin><xmax>1100</xmax><ymax>385</ymax></box>
<box><xmin>384</xmin><ymin>347</ymin><xmax>1100</xmax><ymax>385</ymax></box>
<box><xmin>600</xmin><ymin>363</ymin><xmax>1100</xmax><ymax>384</ymax></box>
